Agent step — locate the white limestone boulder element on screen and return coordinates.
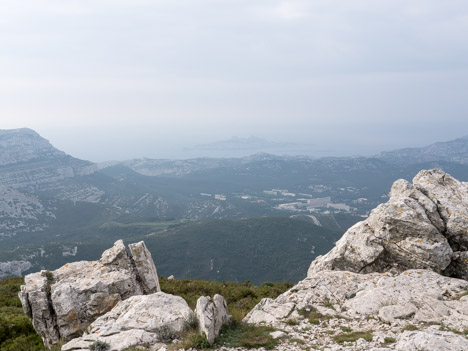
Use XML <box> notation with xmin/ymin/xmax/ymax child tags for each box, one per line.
<box><xmin>19</xmin><ymin>240</ymin><xmax>160</xmax><ymax>348</ymax></box>
<box><xmin>61</xmin><ymin>292</ymin><xmax>193</xmax><ymax>351</ymax></box>
<box><xmin>308</xmin><ymin>169</ymin><xmax>468</xmax><ymax>278</ymax></box>
<box><xmin>195</xmin><ymin>294</ymin><xmax>232</xmax><ymax>343</ymax></box>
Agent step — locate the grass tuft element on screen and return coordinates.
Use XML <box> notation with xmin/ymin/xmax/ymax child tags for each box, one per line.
<box><xmin>333</xmin><ymin>330</ymin><xmax>373</xmax><ymax>343</ymax></box>
<box><xmin>286</xmin><ymin>318</ymin><xmax>300</xmax><ymax>326</ymax></box>
<box><xmin>214</xmin><ymin>321</ymin><xmax>278</xmax><ymax>350</ymax></box>
<box><xmin>384</xmin><ymin>337</ymin><xmax>396</xmax><ymax>344</ymax></box>
<box><xmin>401</xmin><ymin>324</ymin><xmax>419</xmax><ymax>332</ymax></box>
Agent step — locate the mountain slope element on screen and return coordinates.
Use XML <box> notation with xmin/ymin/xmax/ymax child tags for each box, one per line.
<box><xmin>375</xmin><ymin>135</ymin><xmax>468</xmax><ymax>165</ymax></box>
<box><xmin>122</xmin><ymin>216</ymin><xmax>344</xmax><ymax>284</ymax></box>
<box><xmin>0</xmin><ymin>216</ymin><xmax>347</xmax><ymax>283</ymax></box>
<box><xmin>0</xmin><ymin>128</ymin><xmax>65</xmax><ymax>165</ymax></box>
<box><xmin>0</xmin><ymin>128</ymin><xmax>97</xmax><ymax>190</ymax></box>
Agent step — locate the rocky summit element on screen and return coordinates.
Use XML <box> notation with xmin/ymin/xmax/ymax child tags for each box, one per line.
<box><xmin>243</xmin><ymin>169</ymin><xmax>468</xmax><ymax>350</ymax></box>
<box><xmin>308</xmin><ymin>169</ymin><xmax>468</xmax><ymax>278</ymax></box>
<box><xmin>19</xmin><ymin>169</ymin><xmax>468</xmax><ymax>350</ymax></box>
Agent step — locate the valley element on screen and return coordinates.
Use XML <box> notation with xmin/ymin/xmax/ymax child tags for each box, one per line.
<box><xmin>1</xmin><ymin>128</ymin><xmax>468</xmax><ymax>283</ymax></box>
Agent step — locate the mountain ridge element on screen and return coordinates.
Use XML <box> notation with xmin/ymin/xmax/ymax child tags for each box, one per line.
<box><xmin>1</xmin><ymin>128</ymin><xmax>468</xmax><ymax>284</ymax></box>
<box><xmin>375</xmin><ymin>135</ymin><xmax>468</xmax><ymax>165</ymax></box>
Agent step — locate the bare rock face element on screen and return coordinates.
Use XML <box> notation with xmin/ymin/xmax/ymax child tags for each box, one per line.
<box><xmin>128</xmin><ymin>241</ymin><xmax>160</xmax><ymax>293</ymax></box>
<box><xmin>61</xmin><ymin>292</ymin><xmax>193</xmax><ymax>351</ymax></box>
<box><xmin>243</xmin><ymin>170</ymin><xmax>468</xmax><ymax>350</ymax></box>
<box><xmin>244</xmin><ymin>270</ymin><xmax>468</xmax><ymax>350</ymax></box>
<box><xmin>18</xmin><ymin>240</ymin><xmax>160</xmax><ymax>348</ymax></box>
<box><xmin>395</xmin><ymin>329</ymin><xmax>468</xmax><ymax>351</ymax></box>
<box><xmin>308</xmin><ymin>169</ymin><xmax>468</xmax><ymax>278</ymax></box>
<box><xmin>195</xmin><ymin>294</ymin><xmax>231</xmax><ymax>343</ymax></box>
<box><xmin>244</xmin><ymin>270</ymin><xmax>468</xmax><ymax>329</ymax></box>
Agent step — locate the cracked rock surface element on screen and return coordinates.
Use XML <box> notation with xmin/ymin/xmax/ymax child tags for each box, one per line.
<box><xmin>308</xmin><ymin>169</ymin><xmax>468</xmax><ymax>278</ymax></box>
<box><xmin>240</xmin><ymin>169</ymin><xmax>468</xmax><ymax>350</ymax></box>
<box><xmin>61</xmin><ymin>292</ymin><xmax>193</xmax><ymax>351</ymax></box>
<box><xmin>195</xmin><ymin>294</ymin><xmax>232</xmax><ymax>343</ymax></box>
<box><xmin>18</xmin><ymin>240</ymin><xmax>160</xmax><ymax>347</ymax></box>
<box><xmin>241</xmin><ymin>270</ymin><xmax>468</xmax><ymax>350</ymax></box>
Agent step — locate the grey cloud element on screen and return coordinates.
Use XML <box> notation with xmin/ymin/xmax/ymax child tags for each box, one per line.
<box><xmin>0</xmin><ymin>0</ymin><xmax>467</xmax><ymax>161</ymax></box>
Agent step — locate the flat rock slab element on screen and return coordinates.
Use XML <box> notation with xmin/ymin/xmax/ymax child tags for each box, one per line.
<box><xmin>245</xmin><ymin>270</ymin><xmax>468</xmax><ymax>330</ymax></box>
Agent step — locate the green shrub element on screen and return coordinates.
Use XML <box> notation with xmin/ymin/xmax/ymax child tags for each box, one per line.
<box><xmin>89</xmin><ymin>340</ymin><xmax>111</xmax><ymax>351</ymax></box>
<box><xmin>173</xmin><ymin>330</ymin><xmax>211</xmax><ymax>350</ymax></box>
<box><xmin>333</xmin><ymin>330</ymin><xmax>373</xmax><ymax>343</ymax></box>
<box><xmin>183</xmin><ymin>314</ymin><xmax>199</xmax><ymax>332</ymax></box>
<box><xmin>157</xmin><ymin>325</ymin><xmax>178</xmax><ymax>343</ymax></box>
<box><xmin>384</xmin><ymin>337</ymin><xmax>396</xmax><ymax>344</ymax></box>
<box><xmin>297</xmin><ymin>306</ymin><xmax>332</xmax><ymax>325</ymax></box>
<box><xmin>0</xmin><ymin>277</ymin><xmax>44</xmax><ymax>350</ymax></box>
<box><xmin>192</xmin><ymin>333</ymin><xmax>211</xmax><ymax>349</ymax></box>
<box><xmin>44</xmin><ymin>271</ymin><xmax>54</xmax><ymax>284</ymax></box>
<box><xmin>0</xmin><ymin>334</ymin><xmax>44</xmax><ymax>351</ymax></box>
<box><xmin>401</xmin><ymin>324</ymin><xmax>418</xmax><ymax>332</ymax></box>
<box><xmin>286</xmin><ymin>318</ymin><xmax>299</xmax><ymax>326</ymax></box>
<box><xmin>159</xmin><ymin>276</ymin><xmax>292</xmax><ymax>322</ymax></box>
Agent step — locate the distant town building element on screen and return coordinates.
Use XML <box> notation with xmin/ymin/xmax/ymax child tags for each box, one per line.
<box><xmin>353</xmin><ymin>198</ymin><xmax>368</xmax><ymax>204</ymax></box>
<box><xmin>327</xmin><ymin>203</ymin><xmax>351</xmax><ymax>212</ymax></box>
<box><xmin>276</xmin><ymin>202</ymin><xmax>306</xmax><ymax>211</ymax></box>
<box><xmin>272</xmin><ymin>189</ymin><xmax>288</xmax><ymax>193</ymax></box>
<box><xmin>298</xmin><ymin>193</ymin><xmax>314</xmax><ymax>197</ymax></box>
<box><xmin>282</xmin><ymin>192</ymin><xmax>296</xmax><ymax>197</ymax></box>
<box><xmin>200</xmin><ymin>193</ymin><xmax>212</xmax><ymax>197</ymax></box>
<box><xmin>307</xmin><ymin>197</ymin><xmax>331</xmax><ymax>207</ymax></box>
<box><xmin>214</xmin><ymin>194</ymin><xmax>226</xmax><ymax>201</ymax></box>
<box><xmin>263</xmin><ymin>190</ymin><xmax>278</xmax><ymax>196</ymax></box>
<box><xmin>308</xmin><ymin>185</ymin><xmax>331</xmax><ymax>192</ymax></box>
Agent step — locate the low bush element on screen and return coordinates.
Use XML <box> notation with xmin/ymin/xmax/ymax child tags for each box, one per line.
<box><xmin>333</xmin><ymin>330</ymin><xmax>373</xmax><ymax>343</ymax></box>
<box><xmin>89</xmin><ymin>340</ymin><xmax>111</xmax><ymax>351</ymax></box>
<box><xmin>0</xmin><ymin>277</ymin><xmax>44</xmax><ymax>350</ymax></box>
<box><xmin>215</xmin><ymin>321</ymin><xmax>278</xmax><ymax>349</ymax></box>
<box><xmin>159</xmin><ymin>277</ymin><xmax>293</xmax><ymax>322</ymax></box>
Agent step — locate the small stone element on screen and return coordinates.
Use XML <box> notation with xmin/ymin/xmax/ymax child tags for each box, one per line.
<box><xmin>270</xmin><ymin>331</ymin><xmax>287</xmax><ymax>339</ymax></box>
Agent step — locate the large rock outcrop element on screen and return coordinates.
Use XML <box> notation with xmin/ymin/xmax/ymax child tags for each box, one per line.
<box><xmin>244</xmin><ymin>270</ymin><xmax>468</xmax><ymax>350</ymax></box>
<box><xmin>19</xmin><ymin>240</ymin><xmax>160</xmax><ymax>348</ymax></box>
<box><xmin>308</xmin><ymin>169</ymin><xmax>468</xmax><ymax>278</ymax></box>
<box><xmin>61</xmin><ymin>292</ymin><xmax>193</xmax><ymax>351</ymax></box>
<box><xmin>243</xmin><ymin>169</ymin><xmax>468</xmax><ymax>350</ymax></box>
<box><xmin>244</xmin><ymin>270</ymin><xmax>468</xmax><ymax>329</ymax></box>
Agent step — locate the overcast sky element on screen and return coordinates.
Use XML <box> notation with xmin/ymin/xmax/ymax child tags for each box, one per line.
<box><xmin>1</xmin><ymin>0</ymin><xmax>467</xmax><ymax>161</ymax></box>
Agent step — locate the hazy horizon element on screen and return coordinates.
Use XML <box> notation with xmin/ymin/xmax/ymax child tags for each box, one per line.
<box><xmin>3</xmin><ymin>127</ymin><xmax>466</xmax><ymax>163</ymax></box>
<box><xmin>1</xmin><ymin>1</ymin><xmax>467</xmax><ymax>162</ymax></box>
